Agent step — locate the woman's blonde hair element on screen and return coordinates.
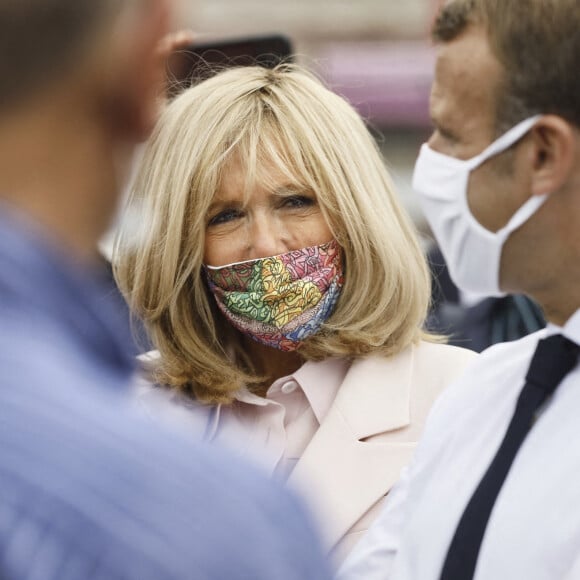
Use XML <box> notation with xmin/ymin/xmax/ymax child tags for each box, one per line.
<box><xmin>114</xmin><ymin>63</ymin><xmax>436</xmax><ymax>404</ymax></box>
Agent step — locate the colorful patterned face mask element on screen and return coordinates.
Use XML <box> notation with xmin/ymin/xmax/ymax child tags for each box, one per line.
<box><xmin>204</xmin><ymin>240</ymin><xmax>344</xmax><ymax>351</ymax></box>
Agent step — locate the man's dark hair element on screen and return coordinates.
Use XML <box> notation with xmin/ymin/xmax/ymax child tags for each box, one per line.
<box><xmin>432</xmin><ymin>0</ymin><xmax>580</xmax><ymax>133</ymax></box>
<box><xmin>0</xmin><ymin>0</ymin><xmax>119</xmax><ymax>108</ymax></box>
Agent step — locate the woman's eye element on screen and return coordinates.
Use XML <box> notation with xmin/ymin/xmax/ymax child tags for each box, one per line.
<box><xmin>207</xmin><ymin>208</ymin><xmax>242</xmax><ymax>226</ymax></box>
<box><xmin>281</xmin><ymin>195</ymin><xmax>315</xmax><ymax>209</ymax></box>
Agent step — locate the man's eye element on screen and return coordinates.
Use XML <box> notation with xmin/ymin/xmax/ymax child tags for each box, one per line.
<box><xmin>281</xmin><ymin>195</ymin><xmax>315</xmax><ymax>209</ymax></box>
<box><xmin>208</xmin><ymin>209</ymin><xmax>242</xmax><ymax>226</ymax></box>
<box><xmin>434</xmin><ymin>125</ymin><xmax>457</xmax><ymax>143</ymax></box>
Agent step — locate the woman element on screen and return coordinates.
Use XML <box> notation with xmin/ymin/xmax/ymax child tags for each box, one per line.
<box><xmin>114</xmin><ymin>64</ymin><xmax>475</xmax><ymax>563</ymax></box>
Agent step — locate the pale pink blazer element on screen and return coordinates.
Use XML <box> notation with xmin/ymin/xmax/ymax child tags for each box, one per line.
<box><xmin>136</xmin><ymin>341</ymin><xmax>476</xmax><ymax>564</ymax></box>
<box><xmin>286</xmin><ymin>341</ymin><xmax>475</xmax><ymax>563</ymax></box>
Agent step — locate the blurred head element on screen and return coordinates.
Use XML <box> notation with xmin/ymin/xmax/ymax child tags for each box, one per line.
<box><xmin>0</xmin><ymin>0</ymin><xmax>172</xmax><ymax>145</ymax></box>
<box><xmin>0</xmin><ymin>0</ymin><xmax>173</xmax><ymax>256</ymax></box>
<box><xmin>0</xmin><ymin>0</ymin><xmax>116</xmax><ymax>109</ymax></box>
<box><xmin>115</xmin><ymin>64</ymin><xmax>433</xmax><ymax>403</ymax></box>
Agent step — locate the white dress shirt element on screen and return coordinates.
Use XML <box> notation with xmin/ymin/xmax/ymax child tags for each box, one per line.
<box><xmin>338</xmin><ymin>309</ymin><xmax>580</xmax><ymax>580</ymax></box>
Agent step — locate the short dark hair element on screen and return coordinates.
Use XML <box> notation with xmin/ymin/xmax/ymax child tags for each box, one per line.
<box><xmin>432</xmin><ymin>0</ymin><xmax>580</xmax><ymax>132</ymax></box>
<box><xmin>0</xmin><ymin>0</ymin><xmax>119</xmax><ymax>108</ymax></box>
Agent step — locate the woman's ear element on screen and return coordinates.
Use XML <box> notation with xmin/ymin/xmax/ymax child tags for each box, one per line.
<box><xmin>529</xmin><ymin>115</ymin><xmax>576</xmax><ymax>197</ymax></box>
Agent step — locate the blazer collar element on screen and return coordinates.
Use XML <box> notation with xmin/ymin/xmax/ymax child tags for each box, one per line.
<box><xmin>293</xmin><ymin>357</ymin><xmax>349</xmax><ymax>425</ymax></box>
<box><xmin>288</xmin><ymin>344</ymin><xmax>416</xmax><ymax>555</ymax></box>
<box><xmin>334</xmin><ymin>346</ymin><xmax>414</xmax><ymax>439</ymax></box>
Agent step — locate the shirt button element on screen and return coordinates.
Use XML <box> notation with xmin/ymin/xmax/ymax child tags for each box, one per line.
<box><xmin>281</xmin><ymin>380</ymin><xmax>298</xmax><ymax>394</ymax></box>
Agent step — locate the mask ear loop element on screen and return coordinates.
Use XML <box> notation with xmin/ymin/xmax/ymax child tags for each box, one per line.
<box><xmin>465</xmin><ymin>115</ymin><xmax>543</xmax><ymax>171</ymax></box>
<box><xmin>496</xmin><ymin>193</ymin><xmax>549</xmax><ymax>239</ymax></box>
<box><xmin>463</xmin><ymin>115</ymin><xmax>548</xmax><ymax>238</ymax></box>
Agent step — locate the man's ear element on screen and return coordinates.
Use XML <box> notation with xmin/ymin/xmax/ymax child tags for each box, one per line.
<box><xmin>529</xmin><ymin>115</ymin><xmax>576</xmax><ymax>197</ymax></box>
<box><xmin>103</xmin><ymin>0</ymin><xmax>172</xmax><ymax>142</ymax></box>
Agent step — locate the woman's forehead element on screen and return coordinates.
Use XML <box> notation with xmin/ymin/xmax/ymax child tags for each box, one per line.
<box><xmin>215</xmin><ymin>148</ymin><xmax>311</xmax><ymax>199</ymax></box>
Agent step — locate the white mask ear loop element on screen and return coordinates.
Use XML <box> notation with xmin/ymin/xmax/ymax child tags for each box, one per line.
<box><xmin>466</xmin><ymin>115</ymin><xmax>543</xmax><ymax>171</ymax></box>
<box><xmin>496</xmin><ymin>193</ymin><xmax>549</xmax><ymax>239</ymax></box>
<box><xmin>467</xmin><ymin>114</ymin><xmax>548</xmax><ymax>238</ymax></box>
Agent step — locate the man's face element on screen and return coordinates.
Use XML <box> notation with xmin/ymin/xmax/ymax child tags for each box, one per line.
<box><xmin>427</xmin><ymin>25</ymin><xmax>532</xmax><ymax>234</ymax></box>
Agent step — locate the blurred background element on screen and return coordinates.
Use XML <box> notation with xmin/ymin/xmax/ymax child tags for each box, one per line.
<box><xmin>175</xmin><ymin>0</ymin><xmax>442</xmax><ymax>228</ymax></box>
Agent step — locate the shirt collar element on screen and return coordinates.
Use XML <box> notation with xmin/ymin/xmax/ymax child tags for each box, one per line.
<box><xmin>235</xmin><ymin>357</ymin><xmax>349</xmax><ymax>424</ymax></box>
<box><xmin>546</xmin><ymin>308</ymin><xmax>580</xmax><ymax>345</ymax></box>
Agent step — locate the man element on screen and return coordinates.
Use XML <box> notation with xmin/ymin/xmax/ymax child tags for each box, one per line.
<box><xmin>0</xmin><ymin>1</ymin><xmax>330</xmax><ymax>579</ymax></box>
<box><xmin>338</xmin><ymin>0</ymin><xmax>580</xmax><ymax>579</ymax></box>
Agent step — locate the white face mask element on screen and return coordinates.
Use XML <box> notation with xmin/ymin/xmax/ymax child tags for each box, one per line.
<box><xmin>413</xmin><ymin>115</ymin><xmax>547</xmax><ymax>298</ymax></box>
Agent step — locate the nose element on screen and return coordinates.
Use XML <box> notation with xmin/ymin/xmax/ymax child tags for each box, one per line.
<box><xmin>246</xmin><ymin>214</ymin><xmax>287</xmax><ymax>260</ymax></box>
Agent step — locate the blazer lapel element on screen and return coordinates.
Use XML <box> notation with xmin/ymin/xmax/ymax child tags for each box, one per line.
<box><xmin>288</xmin><ymin>345</ymin><xmax>417</xmax><ymax>552</ymax></box>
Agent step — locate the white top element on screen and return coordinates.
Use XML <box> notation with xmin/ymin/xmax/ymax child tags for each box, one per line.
<box><xmin>338</xmin><ymin>309</ymin><xmax>580</xmax><ymax>580</ymax></box>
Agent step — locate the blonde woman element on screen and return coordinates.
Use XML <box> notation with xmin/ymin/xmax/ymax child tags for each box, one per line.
<box><xmin>114</xmin><ymin>64</ymin><xmax>475</xmax><ymax>563</ymax></box>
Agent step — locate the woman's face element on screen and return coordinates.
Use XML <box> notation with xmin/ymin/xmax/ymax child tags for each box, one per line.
<box><xmin>203</xmin><ymin>156</ymin><xmax>334</xmax><ymax>267</ymax></box>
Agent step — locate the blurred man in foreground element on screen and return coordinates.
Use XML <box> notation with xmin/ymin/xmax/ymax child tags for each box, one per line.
<box><xmin>0</xmin><ymin>1</ymin><xmax>330</xmax><ymax>578</ymax></box>
<box><xmin>338</xmin><ymin>0</ymin><xmax>580</xmax><ymax>578</ymax></box>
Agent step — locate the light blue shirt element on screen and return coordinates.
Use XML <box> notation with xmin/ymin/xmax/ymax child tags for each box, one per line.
<box><xmin>0</xmin><ymin>207</ymin><xmax>331</xmax><ymax>580</ymax></box>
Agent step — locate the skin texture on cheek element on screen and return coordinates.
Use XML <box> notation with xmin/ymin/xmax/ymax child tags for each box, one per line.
<box><xmin>466</xmin><ymin>156</ymin><xmax>516</xmax><ymax>233</ymax></box>
<box><xmin>467</xmin><ymin>134</ymin><xmax>538</xmax><ymax>233</ymax></box>
<box><xmin>428</xmin><ymin>28</ymin><xmax>500</xmax><ymax>160</ymax></box>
